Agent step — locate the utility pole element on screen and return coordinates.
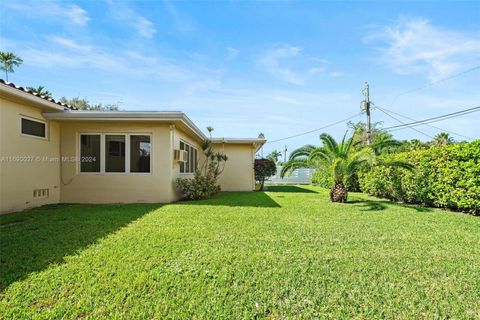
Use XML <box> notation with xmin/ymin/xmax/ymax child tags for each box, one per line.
<box><xmin>284</xmin><ymin>145</ymin><xmax>287</xmax><ymax>163</ymax></box>
<box><xmin>361</xmin><ymin>82</ymin><xmax>372</xmax><ymax>145</ymax></box>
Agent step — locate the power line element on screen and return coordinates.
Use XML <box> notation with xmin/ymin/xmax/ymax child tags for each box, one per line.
<box><xmin>373</xmin><ymin>104</ymin><xmax>473</xmax><ymax>140</ymax></box>
<box><xmin>266</xmin><ymin>113</ymin><xmax>362</xmax><ymax>144</ymax></box>
<box><xmin>389</xmin><ymin>65</ymin><xmax>480</xmax><ymax>106</ymax></box>
<box><xmin>373</xmin><ymin>106</ymin><xmax>434</xmax><ymax>139</ymax></box>
<box><xmin>382</xmin><ymin>106</ymin><xmax>480</xmax><ymax>131</ymax></box>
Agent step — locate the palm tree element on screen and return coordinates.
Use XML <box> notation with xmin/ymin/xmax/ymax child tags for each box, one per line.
<box><xmin>432</xmin><ymin>132</ymin><xmax>454</xmax><ymax>147</ymax></box>
<box><xmin>26</xmin><ymin>86</ymin><xmax>53</xmax><ymax>98</ymax></box>
<box><xmin>266</xmin><ymin>150</ymin><xmax>282</xmax><ymax>164</ymax></box>
<box><xmin>206</xmin><ymin>126</ymin><xmax>214</xmax><ymax>138</ymax></box>
<box><xmin>0</xmin><ymin>52</ymin><xmax>23</xmax><ymax>81</ymax></box>
<box><xmin>281</xmin><ymin>132</ymin><xmax>413</xmax><ymax>203</ymax></box>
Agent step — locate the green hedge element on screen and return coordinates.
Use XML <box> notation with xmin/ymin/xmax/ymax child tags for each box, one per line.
<box><xmin>358</xmin><ymin>140</ymin><xmax>480</xmax><ymax>214</ymax></box>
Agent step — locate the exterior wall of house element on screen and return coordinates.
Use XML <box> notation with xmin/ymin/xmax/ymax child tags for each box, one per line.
<box><xmin>59</xmin><ymin>121</ymin><xmax>176</xmax><ymax>204</ymax></box>
<box><xmin>212</xmin><ymin>143</ymin><xmax>256</xmax><ymax>191</ymax></box>
<box><xmin>170</xmin><ymin>127</ymin><xmax>202</xmax><ymax>200</ymax></box>
<box><xmin>0</xmin><ymin>97</ymin><xmax>61</xmax><ymax>214</ymax></box>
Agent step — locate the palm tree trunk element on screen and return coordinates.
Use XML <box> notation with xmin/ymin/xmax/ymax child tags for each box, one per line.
<box><xmin>330</xmin><ymin>182</ymin><xmax>348</xmax><ymax>203</ymax></box>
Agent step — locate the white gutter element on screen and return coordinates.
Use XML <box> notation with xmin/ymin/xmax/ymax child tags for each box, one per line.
<box><xmin>42</xmin><ymin>111</ymin><xmax>207</xmax><ymax>140</ymax></box>
<box><xmin>0</xmin><ymin>83</ymin><xmax>66</xmax><ymax>111</ymax></box>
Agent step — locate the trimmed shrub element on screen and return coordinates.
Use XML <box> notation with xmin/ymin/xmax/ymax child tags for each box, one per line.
<box><xmin>359</xmin><ymin>140</ymin><xmax>480</xmax><ymax>214</ymax></box>
<box><xmin>175</xmin><ymin>170</ymin><xmax>221</xmax><ymax>200</ymax></box>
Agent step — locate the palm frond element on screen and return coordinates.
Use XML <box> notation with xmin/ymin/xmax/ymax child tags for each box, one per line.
<box><xmin>320</xmin><ymin>133</ymin><xmax>339</xmax><ymax>156</ymax></box>
<box><xmin>288</xmin><ymin>144</ymin><xmax>317</xmax><ymax>160</ymax></box>
<box><xmin>280</xmin><ymin>159</ymin><xmax>311</xmax><ymax>178</ymax></box>
<box><xmin>383</xmin><ymin>160</ymin><xmax>415</xmax><ymax>172</ymax></box>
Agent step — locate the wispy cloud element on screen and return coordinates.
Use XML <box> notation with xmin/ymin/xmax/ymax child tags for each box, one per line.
<box><xmin>259</xmin><ymin>44</ymin><xmax>326</xmax><ymax>85</ymax></box>
<box><xmin>6</xmin><ymin>1</ymin><xmax>90</xmax><ymax>26</ymax></box>
<box><xmin>65</xmin><ymin>4</ymin><xmax>90</xmax><ymax>26</ymax></box>
<box><xmin>135</xmin><ymin>17</ymin><xmax>156</xmax><ymax>38</ymax></box>
<box><xmin>366</xmin><ymin>17</ymin><xmax>480</xmax><ymax>80</ymax></box>
<box><xmin>226</xmin><ymin>47</ymin><xmax>239</xmax><ymax>61</ymax></box>
<box><xmin>107</xmin><ymin>2</ymin><xmax>156</xmax><ymax>38</ymax></box>
<box><xmin>50</xmin><ymin>36</ymin><xmax>91</xmax><ymax>51</ymax></box>
<box><xmin>164</xmin><ymin>1</ymin><xmax>195</xmax><ymax>33</ymax></box>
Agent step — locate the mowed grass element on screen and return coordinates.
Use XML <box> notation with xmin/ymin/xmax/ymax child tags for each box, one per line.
<box><xmin>1</xmin><ymin>185</ymin><xmax>479</xmax><ymax>319</ymax></box>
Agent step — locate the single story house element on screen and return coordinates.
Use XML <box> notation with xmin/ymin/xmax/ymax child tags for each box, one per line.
<box><xmin>0</xmin><ymin>80</ymin><xmax>265</xmax><ymax>214</ymax></box>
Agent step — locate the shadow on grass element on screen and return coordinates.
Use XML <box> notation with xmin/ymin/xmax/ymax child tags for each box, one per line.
<box><xmin>178</xmin><ymin>191</ymin><xmax>281</xmax><ymax>208</ymax></box>
<box><xmin>265</xmin><ymin>185</ymin><xmax>318</xmax><ymax>193</ymax></box>
<box><xmin>0</xmin><ymin>203</ymin><xmax>159</xmax><ymax>291</ymax></box>
<box><xmin>348</xmin><ymin>197</ymin><xmax>433</xmax><ymax>213</ymax></box>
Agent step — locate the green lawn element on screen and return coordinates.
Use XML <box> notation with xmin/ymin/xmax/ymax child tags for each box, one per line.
<box><xmin>1</xmin><ymin>185</ymin><xmax>479</xmax><ymax>319</ymax></box>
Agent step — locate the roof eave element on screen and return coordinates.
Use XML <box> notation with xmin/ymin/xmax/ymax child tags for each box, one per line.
<box><xmin>41</xmin><ymin>111</ymin><xmax>208</xmax><ymax>141</ymax></box>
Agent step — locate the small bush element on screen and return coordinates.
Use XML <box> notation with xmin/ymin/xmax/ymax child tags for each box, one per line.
<box><xmin>175</xmin><ymin>135</ymin><xmax>228</xmax><ymax>200</ymax></box>
<box><xmin>359</xmin><ymin>140</ymin><xmax>480</xmax><ymax>214</ymax></box>
<box><xmin>175</xmin><ymin>170</ymin><xmax>221</xmax><ymax>200</ymax></box>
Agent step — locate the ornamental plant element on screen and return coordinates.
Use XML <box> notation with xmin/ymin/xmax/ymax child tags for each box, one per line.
<box><xmin>175</xmin><ymin>129</ymin><xmax>228</xmax><ymax>200</ymax></box>
<box><xmin>282</xmin><ymin>132</ymin><xmax>413</xmax><ymax>203</ymax></box>
<box><xmin>254</xmin><ymin>158</ymin><xmax>277</xmax><ymax>191</ymax></box>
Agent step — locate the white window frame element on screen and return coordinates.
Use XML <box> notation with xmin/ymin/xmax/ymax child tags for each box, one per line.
<box><xmin>179</xmin><ymin>139</ymin><xmax>198</xmax><ymax>174</ymax></box>
<box><xmin>19</xmin><ymin>115</ymin><xmax>48</xmax><ymax>140</ymax></box>
<box><xmin>78</xmin><ymin>133</ymin><xmax>152</xmax><ymax>175</ymax></box>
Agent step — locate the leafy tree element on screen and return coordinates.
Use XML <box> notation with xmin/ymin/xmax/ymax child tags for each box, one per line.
<box><xmin>26</xmin><ymin>86</ymin><xmax>52</xmax><ymax>98</ymax></box>
<box><xmin>282</xmin><ymin>132</ymin><xmax>413</xmax><ymax>203</ymax></box>
<box><xmin>266</xmin><ymin>150</ymin><xmax>282</xmax><ymax>164</ymax></box>
<box><xmin>432</xmin><ymin>132</ymin><xmax>454</xmax><ymax>147</ymax></box>
<box><xmin>0</xmin><ymin>51</ymin><xmax>23</xmax><ymax>81</ymax></box>
<box><xmin>348</xmin><ymin>121</ymin><xmax>392</xmax><ymax>145</ymax></box>
<box><xmin>59</xmin><ymin>96</ymin><xmax>119</xmax><ymax>111</ymax></box>
<box><xmin>254</xmin><ymin>158</ymin><xmax>276</xmax><ymax>191</ymax></box>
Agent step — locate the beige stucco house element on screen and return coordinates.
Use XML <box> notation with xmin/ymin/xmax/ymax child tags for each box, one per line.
<box><xmin>0</xmin><ymin>80</ymin><xmax>265</xmax><ymax>214</ymax></box>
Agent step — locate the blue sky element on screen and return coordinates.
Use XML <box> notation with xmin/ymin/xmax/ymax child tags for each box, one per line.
<box><xmin>1</xmin><ymin>0</ymin><xmax>479</xmax><ymax>155</ymax></box>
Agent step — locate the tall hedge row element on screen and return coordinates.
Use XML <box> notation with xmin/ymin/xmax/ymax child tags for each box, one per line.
<box><xmin>358</xmin><ymin>140</ymin><xmax>480</xmax><ymax>214</ymax></box>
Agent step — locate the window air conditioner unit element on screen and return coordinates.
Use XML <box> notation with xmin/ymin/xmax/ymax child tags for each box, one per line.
<box><xmin>174</xmin><ymin>149</ymin><xmax>188</xmax><ymax>162</ymax></box>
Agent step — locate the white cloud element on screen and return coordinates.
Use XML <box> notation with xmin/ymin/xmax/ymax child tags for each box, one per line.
<box><xmin>6</xmin><ymin>1</ymin><xmax>90</xmax><ymax>26</ymax></box>
<box><xmin>65</xmin><ymin>4</ymin><xmax>90</xmax><ymax>26</ymax></box>
<box><xmin>366</xmin><ymin>17</ymin><xmax>480</xmax><ymax>80</ymax></box>
<box><xmin>50</xmin><ymin>36</ymin><xmax>91</xmax><ymax>51</ymax></box>
<box><xmin>259</xmin><ymin>44</ymin><xmax>327</xmax><ymax>85</ymax></box>
<box><xmin>135</xmin><ymin>17</ymin><xmax>156</xmax><ymax>38</ymax></box>
<box><xmin>106</xmin><ymin>2</ymin><xmax>156</xmax><ymax>38</ymax></box>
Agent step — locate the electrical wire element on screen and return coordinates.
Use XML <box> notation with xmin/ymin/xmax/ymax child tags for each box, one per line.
<box><xmin>265</xmin><ymin>112</ymin><xmax>362</xmax><ymax>144</ymax></box>
<box><xmin>382</xmin><ymin>106</ymin><xmax>480</xmax><ymax>131</ymax></box>
<box><xmin>373</xmin><ymin>104</ymin><xmax>473</xmax><ymax>140</ymax></box>
<box><xmin>389</xmin><ymin>65</ymin><xmax>480</xmax><ymax>106</ymax></box>
<box><xmin>373</xmin><ymin>106</ymin><xmax>434</xmax><ymax>139</ymax></box>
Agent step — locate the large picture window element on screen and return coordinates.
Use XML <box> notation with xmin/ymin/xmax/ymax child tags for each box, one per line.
<box><xmin>21</xmin><ymin>117</ymin><xmax>46</xmax><ymax>138</ymax></box>
<box><xmin>180</xmin><ymin>141</ymin><xmax>198</xmax><ymax>173</ymax></box>
<box><xmin>80</xmin><ymin>134</ymin><xmax>101</xmax><ymax>172</ymax></box>
<box><xmin>79</xmin><ymin>133</ymin><xmax>151</xmax><ymax>174</ymax></box>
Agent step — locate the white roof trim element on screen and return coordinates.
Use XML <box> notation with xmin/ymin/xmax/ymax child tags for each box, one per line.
<box><xmin>42</xmin><ymin>111</ymin><xmax>207</xmax><ymax>140</ymax></box>
<box><xmin>210</xmin><ymin>137</ymin><xmax>266</xmax><ymax>152</ymax></box>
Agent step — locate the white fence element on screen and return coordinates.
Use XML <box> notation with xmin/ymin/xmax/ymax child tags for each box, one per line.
<box><xmin>266</xmin><ymin>166</ymin><xmax>314</xmax><ymax>185</ymax></box>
